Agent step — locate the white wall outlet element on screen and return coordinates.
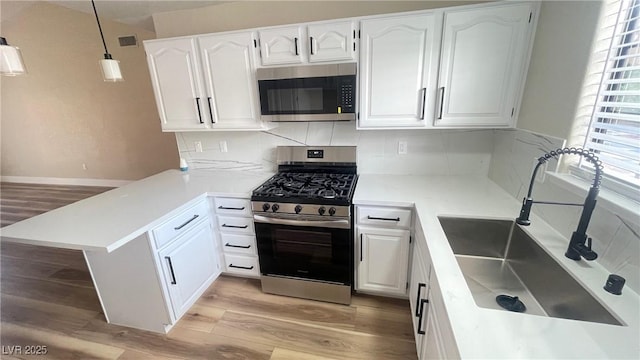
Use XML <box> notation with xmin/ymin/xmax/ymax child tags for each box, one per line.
<box><xmin>533</xmin><ymin>157</ymin><xmax>547</xmax><ymax>183</ymax></box>
<box><xmin>398</xmin><ymin>141</ymin><xmax>408</xmax><ymax>155</ymax></box>
<box><xmin>219</xmin><ymin>140</ymin><xmax>228</xmax><ymax>153</ymax></box>
<box><xmin>82</xmin><ymin>163</ymin><xmax>87</xmax><ymax>170</ymax></box>
<box><xmin>194</xmin><ymin>141</ymin><xmax>203</xmax><ymax>153</ymax></box>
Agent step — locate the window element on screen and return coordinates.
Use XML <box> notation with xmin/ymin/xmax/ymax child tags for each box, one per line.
<box><xmin>579</xmin><ymin>0</ymin><xmax>640</xmax><ymax>193</ymax></box>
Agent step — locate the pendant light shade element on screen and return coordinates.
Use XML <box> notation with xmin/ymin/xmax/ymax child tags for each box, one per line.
<box><xmin>0</xmin><ymin>37</ymin><xmax>27</xmax><ymax>76</ymax></box>
<box><xmin>92</xmin><ymin>0</ymin><xmax>123</xmax><ymax>82</ymax></box>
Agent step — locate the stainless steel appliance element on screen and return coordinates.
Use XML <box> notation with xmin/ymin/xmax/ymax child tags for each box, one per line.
<box><xmin>256</xmin><ymin>63</ymin><xmax>356</xmax><ymax>122</ymax></box>
<box><xmin>251</xmin><ymin>146</ymin><xmax>358</xmax><ymax>304</ymax></box>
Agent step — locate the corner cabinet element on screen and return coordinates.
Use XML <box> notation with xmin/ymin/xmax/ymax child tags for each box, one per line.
<box><xmin>257</xmin><ymin>20</ymin><xmax>357</xmax><ymax>66</ymax></box>
<box><xmin>144</xmin><ymin>33</ymin><xmax>265</xmax><ymax>131</ymax></box>
<box><xmin>358</xmin><ymin>13</ymin><xmax>442</xmax><ymax>129</ymax></box>
<box><xmin>434</xmin><ymin>3</ymin><xmax>536</xmax><ymax>127</ymax></box>
<box><xmin>355</xmin><ymin>206</ymin><xmax>412</xmax><ymax>296</ymax></box>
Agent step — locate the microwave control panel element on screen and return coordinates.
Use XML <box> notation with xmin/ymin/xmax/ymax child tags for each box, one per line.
<box><xmin>338</xmin><ymin>77</ymin><xmax>356</xmax><ymax>113</ymax></box>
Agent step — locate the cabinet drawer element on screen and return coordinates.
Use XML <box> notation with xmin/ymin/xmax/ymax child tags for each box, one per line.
<box><xmin>154</xmin><ymin>200</ymin><xmax>210</xmax><ymax>249</ymax></box>
<box><xmin>217</xmin><ymin>215</ymin><xmax>254</xmax><ymax>234</ymax></box>
<box><xmin>221</xmin><ymin>233</ymin><xmax>256</xmax><ymax>255</ymax></box>
<box><xmin>357</xmin><ymin>206</ymin><xmax>412</xmax><ymax>228</ymax></box>
<box><xmin>224</xmin><ymin>254</ymin><xmax>260</xmax><ymax>276</ymax></box>
<box><xmin>214</xmin><ymin>198</ymin><xmax>252</xmax><ymax>217</ymax></box>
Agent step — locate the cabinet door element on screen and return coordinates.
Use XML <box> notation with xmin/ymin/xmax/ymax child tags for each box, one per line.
<box><xmin>307</xmin><ymin>21</ymin><xmax>357</xmax><ymax>63</ymax></box>
<box><xmin>409</xmin><ymin>247</ymin><xmax>430</xmax><ymax>355</ymax></box>
<box><xmin>359</xmin><ymin>13</ymin><xmax>442</xmax><ymax>128</ymax></box>
<box><xmin>159</xmin><ymin>220</ymin><xmax>219</xmax><ymax>319</ymax></box>
<box><xmin>420</xmin><ymin>304</ymin><xmax>446</xmax><ymax>360</ymax></box>
<box><xmin>357</xmin><ymin>226</ymin><xmax>410</xmax><ymax>295</ymax></box>
<box><xmin>435</xmin><ymin>3</ymin><xmax>534</xmax><ymax>127</ymax></box>
<box><xmin>198</xmin><ymin>32</ymin><xmax>262</xmax><ymax>129</ymax></box>
<box><xmin>144</xmin><ymin>38</ymin><xmax>208</xmax><ymax>131</ymax></box>
<box><xmin>258</xmin><ymin>26</ymin><xmax>305</xmax><ymax>65</ymax></box>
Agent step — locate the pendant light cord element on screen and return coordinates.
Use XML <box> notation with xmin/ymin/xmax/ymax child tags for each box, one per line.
<box><xmin>91</xmin><ymin>0</ymin><xmax>110</xmax><ymax>57</ymax></box>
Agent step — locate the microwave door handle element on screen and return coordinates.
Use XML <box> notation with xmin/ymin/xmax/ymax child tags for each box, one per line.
<box><xmin>253</xmin><ymin>215</ymin><xmax>350</xmax><ymax>229</ymax></box>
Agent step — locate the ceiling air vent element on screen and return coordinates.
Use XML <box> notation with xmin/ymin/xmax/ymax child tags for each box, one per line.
<box><xmin>118</xmin><ymin>35</ymin><xmax>138</xmax><ymax>47</ymax></box>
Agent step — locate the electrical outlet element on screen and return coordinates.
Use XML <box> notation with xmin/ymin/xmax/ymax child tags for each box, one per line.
<box><xmin>219</xmin><ymin>141</ymin><xmax>228</xmax><ymax>153</ymax></box>
<box><xmin>398</xmin><ymin>141</ymin><xmax>408</xmax><ymax>155</ymax></box>
<box><xmin>195</xmin><ymin>141</ymin><xmax>203</xmax><ymax>153</ymax></box>
<box><xmin>82</xmin><ymin>163</ymin><xmax>87</xmax><ymax>170</ymax></box>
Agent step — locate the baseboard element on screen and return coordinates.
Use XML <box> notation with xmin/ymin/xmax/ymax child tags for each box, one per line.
<box><xmin>0</xmin><ymin>176</ymin><xmax>132</xmax><ymax>187</ymax></box>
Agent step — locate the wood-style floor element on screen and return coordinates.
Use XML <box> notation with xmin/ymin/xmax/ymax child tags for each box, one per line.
<box><xmin>0</xmin><ymin>182</ymin><xmax>417</xmax><ymax>360</ymax></box>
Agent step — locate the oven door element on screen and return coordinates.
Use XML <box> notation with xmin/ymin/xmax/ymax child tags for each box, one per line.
<box><xmin>254</xmin><ymin>215</ymin><xmax>352</xmax><ymax>285</ymax></box>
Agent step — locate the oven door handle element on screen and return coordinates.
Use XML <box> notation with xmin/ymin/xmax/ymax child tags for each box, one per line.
<box><xmin>253</xmin><ymin>215</ymin><xmax>350</xmax><ymax>229</ymax></box>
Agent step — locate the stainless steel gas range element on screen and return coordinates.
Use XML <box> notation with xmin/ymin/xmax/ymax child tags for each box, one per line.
<box><xmin>251</xmin><ymin>146</ymin><xmax>358</xmax><ymax>304</ymax></box>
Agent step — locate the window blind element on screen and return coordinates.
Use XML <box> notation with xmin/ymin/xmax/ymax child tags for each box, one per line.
<box><xmin>583</xmin><ymin>0</ymin><xmax>640</xmax><ymax>187</ymax></box>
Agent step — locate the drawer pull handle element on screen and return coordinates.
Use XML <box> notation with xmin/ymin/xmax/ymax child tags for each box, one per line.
<box><xmin>417</xmin><ymin>298</ymin><xmax>429</xmax><ymax>335</ymax></box>
<box><xmin>415</xmin><ymin>283</ymin><xmax>426</xmax><ymax>317</ymax></box>
<box><xmin>229</xmin><ymin>264</ymin><xmax>254</xmax><ymax>270</ymax></box>
<box><xmin>218</xmin><ymin>206</ymin><xmax>245</xmax><ymax>211</ymax></box>
<box><xmin>367</xmin><ymin>216</ymin><xmax>400</xmax><ymax>222</ymax></box>
<box><xmin>225</xmin><ymin>243</ymin><xmax>251</xmax><ymax>249</ymax></box>
<box><xmin>222</xmin><ymin>224</ymin><xmax>248</xmax><ymax>229</ymax></box>
<box><xmin>174</xmin><ymin>214</ymin><xmax>199</xmax><ymax>230</ymax></box>
<box><xmin>165</xmin><ymin>256</ymin><xmax>177</xmax><ymax>285</ymax></box>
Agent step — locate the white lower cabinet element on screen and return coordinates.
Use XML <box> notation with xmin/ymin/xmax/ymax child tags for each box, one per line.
<box><xmin>213</xmin><ymin>197</ymin><xmax>260</xmax><ymax>277</ymax></box>
<box><xmin>158</xmin><ymin>219</ymin><xmax>220</xmax><ymax>319</ymax></box>
<box><xmin>410</xmin><ymin>216</ymin><xmax>459</xmax><ymax>359</ymax></box>
<box><xmin>357</xmin><ymin>226</ymin><xmax>410</xmax><ymax>295</ymax></box>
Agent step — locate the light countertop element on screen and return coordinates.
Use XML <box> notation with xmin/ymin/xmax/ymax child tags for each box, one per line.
<box><xmin>0</xmin><ymin>169</ymin><xmax>274</xmax><ymax>253</ymax></box>
<box><xmin>354</xmin><ymin>174</ymin><xmax>640</xmax><ymax>359</ymax></box>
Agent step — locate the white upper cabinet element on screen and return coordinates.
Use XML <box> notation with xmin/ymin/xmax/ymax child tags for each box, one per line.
<box><xmin>198</xmin><ymin>32</ymin><xmax>262</xmax><ymax>129</ymax></box>
<box><xmin>258</xmin><ymin>21</ymin><xmax>357</xmax><ymax>66</ymax></box>
<box><xmin>358</xmin><ymin>13</ymin><xmax>442</xmax><ymax>129</ymax></box>
<box><xmin>144</xmin><ymin>38</ymin><xmax>208</xmax><ymax>131</ymax></box>
<box><xmin>434</xmin><ymin>3</ymin><xmax>535</xmax><ymax>127</ymax></box>
<box><xmin>307</xmin><ymin>21</ymin><xmax>357</xmax><ymax>63</ymax></box>
<box><xmin>258</xmin><ymin>26</ymin><xmax>306</xmax><ymax>65</ymax></box>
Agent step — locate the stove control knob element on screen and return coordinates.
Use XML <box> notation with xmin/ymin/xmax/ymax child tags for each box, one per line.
<box><xmin>262</xmin><ymin>203</ymin><xmax>270</xmax><ymax>212</ymax></box>
<box><xmin>294</xmin><ymin>205</ymin><xmax>302</xmax><ymax>214</ymax></box>
<box><xmin>329</xmin><ymin>207</ymin><xmax>336</xmax><ymax>216</ymax></box>
<box><xmin>271</xmin><ymin>204</ymin><xmax>279</xmax><ymax>212</ymax></box>
<box><xmin>318</xmin><ymin>206</ymin><xmax>326</xmax><ymax>215</ymax></box>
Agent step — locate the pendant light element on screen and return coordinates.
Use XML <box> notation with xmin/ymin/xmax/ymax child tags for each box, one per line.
<box><xmin>0</xmin><ymin>37</ymin><xmax>27</xmax><ymax>76</ymax></box>
<box><xmin>91</xmin><ymin>0</ymin><xmax>123</xmax><ymax>82</ymax></box>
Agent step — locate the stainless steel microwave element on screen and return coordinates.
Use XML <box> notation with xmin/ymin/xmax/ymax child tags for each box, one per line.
<box><xmin>256</xmin><ymin>63</ymin><xmax>356</xmax><ymax>122</ymax></box>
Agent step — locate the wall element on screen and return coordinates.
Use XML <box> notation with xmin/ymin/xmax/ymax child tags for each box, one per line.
<box><xmin>178</xmin><ymin>123</ymin><xmax>494</xmax><ymax>175</ymax></box>
<box><xmin>0</xmin><ymin>2</ymin><xmax>178</xmax><ymax>182</ymax></box>
<box><xmin>516</xmin><ymin>0</ymin><xmax>602</xmax><ymax>140</ymax></box>
<box><xmin>152</xmin><ymin>1</ymin><xmax>487</xmax><ymax>38</ymax></box>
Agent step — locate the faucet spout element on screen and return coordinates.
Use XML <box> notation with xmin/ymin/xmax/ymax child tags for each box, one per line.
<box><xmin>514</xmin><ymin>147</ymin><xmax>603</xmax><ymax>262</ymax></box>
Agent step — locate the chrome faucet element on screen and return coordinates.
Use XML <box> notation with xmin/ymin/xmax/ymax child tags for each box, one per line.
<box><xmin>515</xmin><ymin>148</ymin><xmax>603</xmax><ymax>261</ymax></box>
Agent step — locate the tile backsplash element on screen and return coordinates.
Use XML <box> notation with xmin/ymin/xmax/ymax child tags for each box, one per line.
<box><xmin>176</xmin><ymin>121</ymin><xmax>494</xmax><ymax>176</ymax></box>
<box><xmin>489</xmin><ymin>128</ymin><xmax>640</xmax><ymax>293</ymax></box>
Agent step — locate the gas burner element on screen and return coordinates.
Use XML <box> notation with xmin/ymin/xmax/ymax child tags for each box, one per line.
<box><xmin>318</xmin><ymin>189</ymin><xmax>336</xmax><ymax>199</ymax></box>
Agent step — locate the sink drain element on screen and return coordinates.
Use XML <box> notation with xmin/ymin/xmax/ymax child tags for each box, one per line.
<box><xmin>496</xmin><ymin>295</ymin><xmax>526</xmax><ymax>312</ymax></box>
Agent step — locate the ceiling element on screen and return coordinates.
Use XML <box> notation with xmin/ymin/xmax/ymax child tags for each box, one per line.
<box><xmin>2</xmin><ymin>1</ymin><xmax>227</xmax><ymax>32</ymax></box>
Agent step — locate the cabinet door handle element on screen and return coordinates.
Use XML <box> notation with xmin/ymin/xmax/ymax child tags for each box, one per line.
<box><xmin>207</xmin><ymin>97</ymin><xmax>215</xmax><ymax>124</ymax></box>
<box><xmin>415</xmin><ymin>283</ymin><xmax>427</xmax><ymax>317</ymax></box>
<box><xmin>417</xmin><ymin>298</ymin><xmax>429</xmax><ymax>335</ymax></box>
<box><xmin>195</xmin><ymin>97</ymin><xmax>203</xmax><ymax>124</ymax></box>
<box><xmin>218</xmin><ymin>206</ymin><xmax>245</xmax><ymax>211</ymax></box>
<box><xmin>174</xmin><ymin>214</ymin><xmax>199</xmax><ymax>230</ymax></box>
<box><xmin>360</xmin><ymin>233</ymin><xmax>363</xmax><ymax>262</ymax></box>
<box><xmin>165</xmin><ymin>256</ymin><xmax>177</xmax><ymax>285</ymax></box>
<box><xmin>229</xmin><ymin>264</ymin><xmax>254</xmax><ymax>270</ymax></box>
<box><xmin>437</xmin><ymin>86</ymin><xmax>445</xmax><ymax>120</ymax></box>
<box><xmin>225</xmin><ymin>243</ymin><xmax>251</xmax><ymax>249</ymax></box>
<box><xmin>222</xmin><ymin>224</ymin><xmax>248</xmax><ymax>229</ymax></box>
<box><xmin>294</xmin><ymin>37</ymin><xmax>299</xmax><ymax>56</ymax></box>
<box><xmin>367</xmin><ymin>215</ymin><xmax>400</xmax><ymax>222</ymax></box>
<box><xmin>419</xmin><ymin>88</ymin><xmax>427</xmax><ymax>120</ymax></box>
<box><xmin>310</xmin><ymin>37</ymin><xmax>314</xmax><ymax>55</ymax></box>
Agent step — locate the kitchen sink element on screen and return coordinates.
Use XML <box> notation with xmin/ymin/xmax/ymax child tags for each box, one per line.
<box><xmin>438</xmin><ymin>216</ymin><xmax>623</xmax><ymax>326</ymax></box>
